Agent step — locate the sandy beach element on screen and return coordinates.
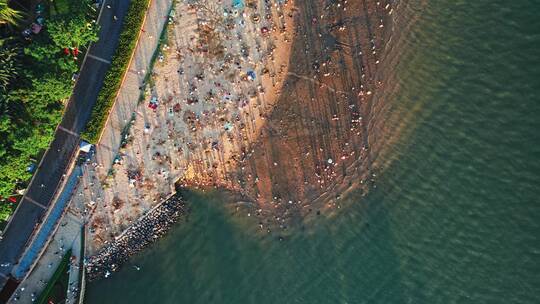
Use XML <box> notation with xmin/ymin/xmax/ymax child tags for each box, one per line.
<box><xmin>80</xmin><ymin>0</ymin><xmax>298</xmax><ymax>255</ymax></box>
<box><xmin>75</xmin><ymin>0</ymin><xmax>396</xmax><ymax>264</ymax></box>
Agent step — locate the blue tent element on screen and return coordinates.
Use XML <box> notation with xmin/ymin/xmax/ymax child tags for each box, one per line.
<box><xmin>247</xmin><ymin>70</ymin><xmax>256</xmax><ymax>80</ymax></box>
<box><xmin>232</xmin><ymin>0</ymin><xmax>244</xmax><ymax>9</ymax></box>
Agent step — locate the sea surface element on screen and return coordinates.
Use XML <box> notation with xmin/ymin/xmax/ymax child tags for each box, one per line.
<box><xmin>86</xmin><ymin>0</ymin><xmax>540</xmax><ymax>303</ymax></box>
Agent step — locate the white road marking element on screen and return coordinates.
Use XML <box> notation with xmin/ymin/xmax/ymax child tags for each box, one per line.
<box><xmin>25</xmin><ymin>196</ymin><xmax>47</xmax><ymax>210</ymax></box>
<box><xmin>57</xmin><ymin>126</ymin><xmax>79</xmax><ymax>137</ymax></box>
<box><xmin>87</xmin><ymin>53</ymin><xmax>111</xmax><ymax>64</ymax></box>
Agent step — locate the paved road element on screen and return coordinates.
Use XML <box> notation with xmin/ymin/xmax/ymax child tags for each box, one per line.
<box><xmin>0</xmin><ymin>0</ymin><xmax>131</xmax><ymax>294</ymax></box>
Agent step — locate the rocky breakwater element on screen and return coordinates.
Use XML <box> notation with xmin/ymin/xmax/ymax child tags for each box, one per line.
<box><xmin>85</xmin><ymin>194</ymin><xmax>187</xmax><ymax>280</ymax></box>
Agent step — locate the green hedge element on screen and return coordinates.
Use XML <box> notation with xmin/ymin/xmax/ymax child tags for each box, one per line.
<box><xmin>81</xmin><ymin>0</ymin><xmax>150</xmax><ymax>143</ymax></box>
<box><xmin>37</xmin><ymin>250</ymin><xmax>72</xmax><ymax>304</ymax></box>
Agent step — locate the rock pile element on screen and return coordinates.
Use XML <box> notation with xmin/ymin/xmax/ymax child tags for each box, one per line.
<box><xmin>86</xmin><ymin>194</ymin><xmax>187</xmax><ymax>280</ymax></box>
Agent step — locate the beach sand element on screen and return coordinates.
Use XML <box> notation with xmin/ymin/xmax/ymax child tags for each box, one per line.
<box><xmin>84</xmin><ymin>0</ymin><xmax>297</xmax><ymax>254</ymax></box>
<box><xmin>82</xmin><ymin>0</ymin><xmax>397</xmax><ymax>255</ymax></box>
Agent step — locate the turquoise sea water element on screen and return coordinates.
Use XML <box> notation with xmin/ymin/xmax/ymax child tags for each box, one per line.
<box><xmin>86</xmin><ymin>0</ymin><xmax>540</xmax><ymax>303</ymax></box>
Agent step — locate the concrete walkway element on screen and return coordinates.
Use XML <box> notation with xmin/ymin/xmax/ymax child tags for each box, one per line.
<box><xmin>66</xmin><ymin>226</ymin><xmax>83</xmax><ymax>304</ymax></box>
<box><xmin>67</xmin><ymin>0</ymin><xmax>174</xmax><ymax>255</ymax></box>
<box><xmin>95</xmin><ymin>0</ymin><xmax>174</xmax><ymax>177</ymax></box>
<box><xmin>7</xmin><ymin>196</ymin><xmax>85</xmax><ymax>303</ymax></box>
<box><xmin>12</xmin><ymin>164</ymin><xmax>83</xmax><ymax>280</ymax></box>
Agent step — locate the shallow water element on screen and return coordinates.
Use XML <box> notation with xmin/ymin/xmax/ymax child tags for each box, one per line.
<box><xmin>86</xmin><ymin>0</ymin><xmax>540</xmax><ymax>302</ymax></box>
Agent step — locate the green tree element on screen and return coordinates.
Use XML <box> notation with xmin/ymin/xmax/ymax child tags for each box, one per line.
<box><xmin>0</xmin><ymin>154</ymin><xmax>31</xmax><ymax>198</ymax></box>
<box><xmin>25</xmin><ymin>14</ymin><xmax>100</xmax><ymax>74</ymax></box>
<box><xmin>47</xmin><ymin>15</ymin><xmax>99</xmax><ymax>50</ymax></box>
<box><xmin>0</xmin><ymin>0</ymin><xmax>22</xmax><ymax>27</ymax></box>
<box><xmin>24</xmin><ymin>41</ymin><xmax>58</xmax><ymax>62</ymax></box>
<box><xmin>0</xmin><ymin>112</ymin><xmax>11</xmax><ymax>159</ymax></box>
<box><xmin>28</xmin><ymin>74</ymin><xmax>72</xmax><ymax>107</ymax></box>
<box><xmin>24</xmin><ymin>36</ymin><xmax>78</xmax><ymax>73</ymax></box>
<box><xmin>0</xmin><ymin>0</ymin><xmax>101</xmax><ymax>209</ymax></box>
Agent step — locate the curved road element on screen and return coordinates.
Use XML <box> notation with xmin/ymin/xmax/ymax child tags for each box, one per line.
<box><xmin>0</xmin><ymin>0</ymin><xmax>131</xmax><ymax>297</ymax></box>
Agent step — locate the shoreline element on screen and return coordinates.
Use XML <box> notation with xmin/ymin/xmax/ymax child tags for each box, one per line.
<box><xmin>83</xmin><ymin>0</ymin><xmax>399</xmax><ymax>272</ymax></box>
<box><xmin>83</xmin><ymin>0</ymin><xmax>298</xmax><ymax>255</ymax></box>
<box><xmin>85</xmin><ymin>193</ymin><xmax>187</xmax><ymax>281</ymax></box>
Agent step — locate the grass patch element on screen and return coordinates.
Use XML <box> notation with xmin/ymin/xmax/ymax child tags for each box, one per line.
<box><xmin>81</xmin><ymin>0</ymin><xmax>151</xmax><ymax>143</ymax></box>
<box><xmin>36</xmin><ymin>250</ymin><xmax>72</xmax><ymax>304</ymax></box>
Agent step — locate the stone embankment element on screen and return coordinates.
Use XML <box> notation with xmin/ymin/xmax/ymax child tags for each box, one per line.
<box><xmin>85</xmin><ymin>194</ymin><xmax>186</xmax><ymax>280</ymax></box>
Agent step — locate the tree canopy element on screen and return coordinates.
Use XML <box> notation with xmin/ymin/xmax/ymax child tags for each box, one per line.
<box><xmin>0</xmin><ymin>0</ymin><xmax>98</xmax><ymax>203</ymax></box>
<box><xmin>47</xmin><ymin>15</ymin><xmax>99</xmax><ymax>49</ymax></box>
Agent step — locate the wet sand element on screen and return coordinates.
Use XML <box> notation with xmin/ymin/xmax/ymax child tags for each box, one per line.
<box><xmin>204</xmin><ymin>0</ymin><xmax>396</xmax><ymax>227</ymax></box>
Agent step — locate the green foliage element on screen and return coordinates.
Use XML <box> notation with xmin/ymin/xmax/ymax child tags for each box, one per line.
<box><xmin>0</xmin><ymin>201</ymin><xmax>13</xmax><ymax>221</ymax></box>
<box><xmin>24</xmin><ymin>11</ymin><xmax>100</xmax><ymax>74</ymax></box>
<box><xmin>0</xmin><ymin>155</ymin><xmax>31</xmax><ymax>195</ymax></box>
<box><xmin>47</xmin><ymin>15</ymin><xmax>99</xmax><ymax>49</ymax></box>
<box><xmin>0</xmin><ymin>0</ymin><xmax>23</xmax><ymax>26</ymax></box>
<box><xmin>0</xmin><ymin>1</ymin><xmax>97</xmax><ymax>201</ymax></box>
<box><xmin>0</xmin><ymin>71</ymin><xmax>71</xmax><ymax>198</ymax></box>
<box><xmin>0</xmin><ymin>45</ymin><xmax>20</xmax><ymax>92</ymax></box>
<box><xmin>24</xmin><ymin>40</ymin><xmax>57</xmax><ymax>61</ymax></box>
<box><xmin>29</xmin><ymin>75</ymin><xmax>73</xmax><ymax>109</ymax></box>
<box><xmin>50</xmin><ymin>0</ymin><xmax>71</xmax><ymax>16</ymax></box>
<box><xmin>82</xmin><ymin>0</ymin><xmax>150</xmax><ymax>143</ymax></box>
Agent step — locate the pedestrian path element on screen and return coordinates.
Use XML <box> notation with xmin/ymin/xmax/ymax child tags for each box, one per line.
<box><xmin>95</xmin><ymin>0</ymin><xmax>174</xmax><ymax>176</ymax></box>
<box><xmin>12</xmin><ymin>165</ymin><xmax>83</xmax><ymax>279</ymax></box>
<box><xmin>7</xmin><ymin>203</ymin><xmax>85</xmax><ymax>303</ymax></box>
<box><xmin>66</xmin><ymin>226</ymin><xmax>83</xmax><ymax>304</ymax></box>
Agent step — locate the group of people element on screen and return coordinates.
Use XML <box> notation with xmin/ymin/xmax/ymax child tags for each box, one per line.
<box><xmin>85</xmin><ymin>195</ymin><xmax>187</xmax><ymax>280</ymax></box>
